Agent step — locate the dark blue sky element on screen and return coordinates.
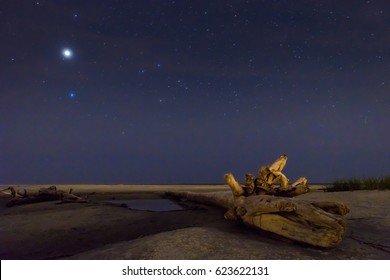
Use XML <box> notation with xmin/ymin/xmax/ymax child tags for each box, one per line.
<box><xmin>1</xmin><ymin>0</ymin><xmax>389</xmax><ymax>184</ymax></box>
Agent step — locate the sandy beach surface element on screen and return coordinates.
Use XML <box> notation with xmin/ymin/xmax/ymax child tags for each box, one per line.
<box><xmin>0</xmin><ymin>185</ymin><xmax>389</xmax><ymax>260</ymax></box>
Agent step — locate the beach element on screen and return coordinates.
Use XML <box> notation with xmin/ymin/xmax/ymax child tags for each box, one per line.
<box><xmin>0</xmin><ymin>185</ymin><xmax>389</xmax><ymax>259</ymax></box>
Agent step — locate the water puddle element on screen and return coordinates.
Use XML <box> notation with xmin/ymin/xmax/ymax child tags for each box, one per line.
<box><xmin>106</xmin><ymin>199</ymin><xmax>186</xmax><ymax>211</ymax></box>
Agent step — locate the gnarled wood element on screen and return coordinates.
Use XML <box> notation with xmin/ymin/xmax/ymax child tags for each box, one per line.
<box><xmin>167</xmin><ymin>154</ymin><xmax>350</xmax><ymax>248</ymax></box>
<box><xmin>167</xmin><ymin>190</ymin><xmax>349</xmax><ymax>247</ymax></box>
<box><xmin>3</xmin><ymin>186</ymin><xmax>88</xmax><ymax>207</ymax></box>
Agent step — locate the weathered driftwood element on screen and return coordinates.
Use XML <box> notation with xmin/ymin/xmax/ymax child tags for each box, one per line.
<box><xmin>2</xmin><ymin>186</ymin><xmax>88</xmax><ymax>207</ymax></box>
<box><xmin>167</xmin><ymin>189</ymin><xmax>349</xmax><ymax>247</ymax></box>
<box><xmin>167</xmin><ymin>155</ymin><xmax>350</xmax><ymax>248</ymax></box>
<box><xmin>242</xmin><ymin>154</ymin><xmax>311</xmax><ymax>197</ymax></box>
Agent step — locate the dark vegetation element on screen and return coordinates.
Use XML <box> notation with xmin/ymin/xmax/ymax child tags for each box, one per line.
<box><xmin>328</xmin><ymin>176</ymin><xmax>390</xmax><ymax>192</ymax></box>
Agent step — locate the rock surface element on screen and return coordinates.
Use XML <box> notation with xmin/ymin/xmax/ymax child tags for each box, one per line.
<box><xmin>0</xmin><ymin>189</ymin><xmax>389</xmax><ymax>259</ymax></box>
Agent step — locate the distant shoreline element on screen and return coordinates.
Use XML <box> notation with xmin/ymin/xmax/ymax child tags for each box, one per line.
<box><xmin>0</xmin><ymin>184</ymin><xmax>228</xmax><ymax>194</ymax></box>
<box><xmin>0</xmin><ymin>184</ymin><xmax>328</xmax><ymax>194</ymax></box>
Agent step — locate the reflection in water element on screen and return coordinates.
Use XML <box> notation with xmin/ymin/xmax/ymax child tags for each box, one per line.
<box><xmin>107</xmin><ymin>199</ymin><xmax>185</xmax><ymax>211</ymax></box>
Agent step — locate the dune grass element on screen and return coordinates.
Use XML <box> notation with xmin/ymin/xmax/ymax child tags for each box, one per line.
<box><xmin>327</xmin><ymin>176</ymin><xmax>390</xmax><ymax>192</ymax></box>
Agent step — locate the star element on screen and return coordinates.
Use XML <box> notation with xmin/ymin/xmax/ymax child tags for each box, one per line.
<box><xmin>62</xmin><ymin>48</ymin><xmax>73</xmax><ymax>59</ymax></box>
<box><xmin>67</xmin><ymin>92</ymin><xmax>77</xmax><ymax>99</ymax></box>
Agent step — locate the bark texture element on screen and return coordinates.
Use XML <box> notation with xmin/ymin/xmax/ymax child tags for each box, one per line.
<box><xmin>166</xmin><ymin>155</ymin><xmax>350</xmax><ymax>247</ymax></box>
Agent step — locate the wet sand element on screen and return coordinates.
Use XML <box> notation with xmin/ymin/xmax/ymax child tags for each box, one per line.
<box><xmin>0</xmin><ymin>185</ymin><xmax>389</xmax><ymax>259</ymax></box>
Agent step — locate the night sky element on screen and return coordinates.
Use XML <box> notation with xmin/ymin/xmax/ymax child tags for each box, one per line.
<box><xmin>1</xmin><ymin>1</ymin><xmax>389</xmax><ymax>184</ymax></box>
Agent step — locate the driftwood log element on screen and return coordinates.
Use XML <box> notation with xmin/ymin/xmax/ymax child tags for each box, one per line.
<box><xmin>167</xmin><ymin>155</ymin><xmax>350</xmax><ymax>248</ymax></box>
<box><xmin>1</xmin><ymin>186</ymin><xmax>89</xmax><ymax>207</ymax></box>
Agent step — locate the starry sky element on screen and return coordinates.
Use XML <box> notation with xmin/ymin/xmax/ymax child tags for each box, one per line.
<box><xmin>1</xmin><ymin>0</ymin><xmax>389</xmax><ymax>184</ymax></box>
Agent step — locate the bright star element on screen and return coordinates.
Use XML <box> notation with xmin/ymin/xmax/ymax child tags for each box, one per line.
<box><xmin>68</xmin><ymin>92</ymin><xmax>76</xmax><ymax>99</ymax></box>
<box><xmin>62</xmin><ymin>48</ymin><xmax>73</xmax><ymax>59</ymax></box>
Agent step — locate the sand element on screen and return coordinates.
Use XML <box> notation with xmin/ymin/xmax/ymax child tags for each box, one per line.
<box><xmin>0</xmin><ymin>185</ymin><xmax>389</xmax><ymax>259</ymax></box>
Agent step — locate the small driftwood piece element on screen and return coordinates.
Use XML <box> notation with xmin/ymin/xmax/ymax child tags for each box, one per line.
<box><xmin>2</xmin><ymin>186</ymin><xmax>88</xmax><ymax>207</ymax></box>
<box><xmin>167</xmin><ymin>155</ymin><xmax>350</xmax><ymax>248</ymax></box>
